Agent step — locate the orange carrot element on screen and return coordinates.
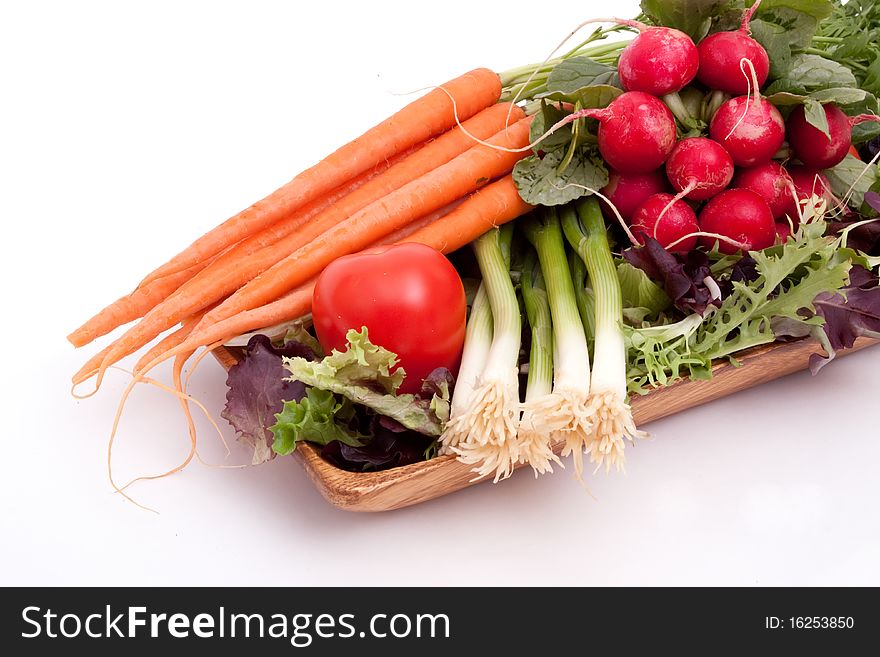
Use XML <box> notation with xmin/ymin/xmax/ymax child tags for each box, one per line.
<box><xmin>81</xmin><ymin>106</ymin><xmax>523</xmax><ymax>384</ymax></box>
<box><xmin>67</xmin><ymin>259</ymin><xmax>213</xmax><ymax>348</ymax></box>
<box><xmin>134</xmin><ymin>145</ymin><xmax>417</xmax><ymax>292</ymax></box>
<box><xmin>133</xmin><ymin>310</ymin><xmax>209</xmax><ymax>374</ymax></box>
<box><xmin>194</xmin><ymin>117</ymin><xmax>533</xmax><ymax>335</ymax></box>
<box><xmin>377</xmin><ymin>198</ymin><xmax>467</xmax><ymax>245</ymax></box>
<box><xmin>137</xmin><ymin>68</ymin><xmax>502</xmax><ymax>287</ymax></box>
<box><xmin>172</xmin><ymin>175</ymin><xmax>532</xmax><ymax>352</ymax></box>
<box><xmin>402</xmin><ymin>175</ymin><xmax>533</xmax><ymax>253</ymax></box>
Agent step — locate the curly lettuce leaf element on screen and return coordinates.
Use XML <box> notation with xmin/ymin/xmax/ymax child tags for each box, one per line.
<box><xmin>281</xmin><ymin>327</ymin><xmax>447</xmax><ymax>436</ymax></box>
<box><xmin>626</xmin><ymin>219</ymin><xmax>852</xmax><ymax>392</ymax></box>
<box><xmin>269</xmin><ymin>388</ymin><xmax>363</xmax><ymax>456</ymax></box>
<box><xmin>221</xmin><ymin>335</ymin><xmax>317</xmax><ymax>465</ymax></box>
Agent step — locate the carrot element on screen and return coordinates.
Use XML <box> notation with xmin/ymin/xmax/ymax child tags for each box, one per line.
<box><xmin>67</xmin><ymin>259</ymin><xmax>213</xmax><ymax>348</ymax></box>
<box><xmin>193</xmin><ymin>117</ymin><xmax>533</xmax><ymax>336</ymax></box>
<box><xmin>73</xmin><ymin>147</ymin><xmax>412</xmax><ymax>351</ymax></box>
<box><xmin>401</xmin><ymin>175</ymin><xmax>533</xmax><ymax>253</ymax></box>
<box><xmin>136</xmin><ymin>144</ymin><xmax>418</xmax><ymax>294</ymax></box>
<box><xmin>171</xmin><ymin>175</ymin><xmax>532</xmax><ymax>352</ymax></box>
<box><xmin>80</xmin><ymin>105</ymin><xmax>523</xmax><ymax>385</ymax></box>
<box><xmin>137</xmin><ymin>68</ymin><xmax>502</xmax><ymax>287</ymax></box>
<box><xmin>133</xmin><ymin>310</ymin><xmax>208</xmax><ymax>374</ymax></box>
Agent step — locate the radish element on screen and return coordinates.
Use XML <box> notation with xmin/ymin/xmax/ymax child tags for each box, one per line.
<box><xmin>709</xmin><ymin>94</ymin><xmax>785</xmax><ymax>167</ymax></box>
<box><xmin>775</xmin><ymin>222</ymin><xmax>792</xmax><ymax>243</ymax></box>
<box><xmin>665</xmin><ymin>137</ymin><xmax>734</xmax><ymax>201</ymax></box>
<box><xmin>697</xmin><ymin>0</ymin><xmax>768</xmax><ymax>95</ymax></box>
<box><xmin>554</xmin><ymin>91</ymin><xmax>677</xmax><ymax>174</ymax></box>
<box><xmin>732</xmin><ymin>161</ymin><xmax>792</xmax><ymax>219</ymax></box>
<box><xmin>787</xmin><ymin>104</ymin><xmax>880</xmax><ymax>170</ymax></box>
<box><xmin>698</xmin><ymin>189</ymin><xmax>775</xmax><ymax>254</ymax></box>
<box><xmin>781</xmin><ymin>165</ymin><xmax>834</xmax><ymax>222</ymax></box>
<box><xmin>616</xmin><ymin>23</ymin><xmax>699</xmax><ymax>96</ymax></box>
<box><xmin>600</xmin><ymin>168</ymin><xmax>669</xmax><ymax>221</ymax></box>
<box><xmin>630</xmin><ymin>193</ymin><xmax>699</xmax><ymax>252</ymax></box>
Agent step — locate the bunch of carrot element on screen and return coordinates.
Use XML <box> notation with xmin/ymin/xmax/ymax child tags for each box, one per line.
<box><xmin>68</xmin><ymin>68</ymin><xmax>536</xmax><ymax>413</ymax></box>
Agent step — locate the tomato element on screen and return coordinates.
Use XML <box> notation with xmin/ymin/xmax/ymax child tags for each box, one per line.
<box><xmin>312</xmin><ymin>243</ymin><xmax>466</xmax><ymax>394</ymax></box>
<box><xmin>848</xmin><ymin>145</ymin><xmax>862</xmax><ymax>161</ymax></box>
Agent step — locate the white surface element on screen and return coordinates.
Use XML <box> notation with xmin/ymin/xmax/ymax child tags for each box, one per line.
<box><xmin>2</xmin><ymin>0</ymin><xmax>879</xmax><ymax>587</ymax></box>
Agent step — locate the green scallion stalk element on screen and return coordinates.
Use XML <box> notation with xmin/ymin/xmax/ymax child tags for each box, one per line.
<box><xmin>450</xmin><ymin>225</ymin><xmax>522</xmax><ymax>482</ymax></box>
<box><xmin>569</xmin><ymin>250</ymin><xmax>596</xmax><ymax>356</ymax></box>
<box><xmin>523</xmin><ymin>207</ymin><xmax>594</xmax><ymax>478</ymax></box>
<box><xmin>517</xmin><ymin>249</ymin><xmax>562</xmax><ymax>475</ymax></box>
<box><xmin>439</xmin><ymin>283</ymin><xmax>492</xmax><ymax>455</ymax></box>
<box><xmin>563</xmin><ymin>197</ymin><xmax>645</xmax><ymax>473</ymax></box>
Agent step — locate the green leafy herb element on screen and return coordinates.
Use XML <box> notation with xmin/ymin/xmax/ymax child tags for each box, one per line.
<box><xmin>513</xmin><ymin>148</ymin><xmax>609</xmax><ymax>207</ymax></box>
<box><xmin>529</xmin><ymin>103</ymin><xmax>572</xmax><ymax>152</ymax></box>
<box><xmin>640</xmin><ymin>0</ymin><xmax>730</xmax><ymax>41</ymax></box>
<box><xmin>545</xmin><ymin>56</ymin><xmax>620</xmax><ymax>93</ymax></box>
<box><xmin>824</xmin><ymin>154</ymin><xmax>879</xmax><ymax>209</ymax></box>
<box><xmin>765</xmin><ymin>54</ymin><xmax>858</xmax><ymax>95</ymax></box>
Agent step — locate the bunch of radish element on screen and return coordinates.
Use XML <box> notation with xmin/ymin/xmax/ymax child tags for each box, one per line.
<box><xmin>582</xmin><ymin>1</ymin><xmax>872</xmax><ymax>255</ymax></box>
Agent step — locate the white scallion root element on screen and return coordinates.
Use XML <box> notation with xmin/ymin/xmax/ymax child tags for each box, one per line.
<box><xmin>584</xmin><ymin>391</ymin><xmax>647</xmax><ymax>475</ymax></box>
<box><xmin>516</xmin><ymin>404</ymin><xmax>563</xmax><ymax>477</ymax></box>
<box><xmin>450</xmin><ymin>372</ymin><xmax>521</xmax><ymax>483</ymax></box>
<box><xmin>523</xmin><ymin>388</ymin><xmax>594</xmax><ymax>479</ymax></box>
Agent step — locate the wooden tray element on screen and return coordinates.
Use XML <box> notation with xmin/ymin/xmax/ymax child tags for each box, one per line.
<box><xmin>213</xmin><ymin>337</ymin><xmax>877</xmax><ymax>512</ymax></box>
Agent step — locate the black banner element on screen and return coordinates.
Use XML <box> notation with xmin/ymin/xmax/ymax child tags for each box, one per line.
<box><xmin>1</xmin><ymin>587</ymin><xmax>874</xmax><ymax>654</ymax></box>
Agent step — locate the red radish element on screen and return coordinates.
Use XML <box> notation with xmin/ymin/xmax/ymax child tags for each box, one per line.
<box><xmin>630</xmin><ymin>193</ymin><xmax>700</xmax><ymax>252</ymax></box>
<box><xmin>562</xmin><ymin>18</ymin><xmax>699</xmax><ymax>96</ymax></box>
<box><xmin>665</xmin><ymin>137</ymin><xmax>734</xmax><ymax>201</ymax></box>
<box><xmin>600</xmin><ymin>168</ymin><xmax>669</xmax><ymax>221</ymax></box>
<box><xmin>775</xmin><ymin>222</ymin><xmax>792</xmax><ymax>243</ymax></box>
<box><xmin>617</xmin><ymin>25</ymin><xmax>699</xmax><ymax>96</ymax></box>
<box><xmin>709</xmin><ymin>95</ymin><xmax>785</xmax><ymax>167</ymax></box>
<box><xmin>698</xmin><ymin>189</ymin><xmax>775</xmax><ymax>254</ymax></box>
<box><xmin>786</xmin><ymin>104</ymin><xmax>880</xmax><ymax>169</ymax></box>
<box><xmin>781</xmin><ymin>165</ymin><xmax>834</xmax><ymax>222</ymax></box>
<box><xmin>556</xmin><ymin>91</ymin><xmax>677</xmax><ymax>174</ymax></box>
<box><xmin>732</xmin><ymin>161</ymin><xmax>792</xmax><ymax>218</ymax></box>
<box><xmin>697</xmin><ymin>1</ymin><xmax>769</xmax><ymax>95</ymax></box>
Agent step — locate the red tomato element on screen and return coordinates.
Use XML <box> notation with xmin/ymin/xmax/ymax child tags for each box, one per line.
<box><xmin>848</xmin><ymin>145</ymin><xmax>862</xmax><ymax>161</ymax></box>
<box><xmin>312</xmin><ymin>243</ymin><xmax>466</xmax><ymax>394</ymax></box>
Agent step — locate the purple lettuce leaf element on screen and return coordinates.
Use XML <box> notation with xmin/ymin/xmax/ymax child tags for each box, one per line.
<box><xmin>320</xmin><ymin>415</ymin><xmax>436</xmax><ymax>472</ymax></box>
<box><xmin>866</xmin><ymin>191</ymin><xmax>880</xmax><ymax>215</ymax></box>
<box><xmin>810</xmin><ymin>266</ymin><xmax>880</xmax><ymax>373</ymax></box>
<box><xmin>829</xmin><ymin>215</ymin><xmax>880</xmax><ymax>255</ymax></box>
<box><xmin>221</xmin><ymin>335</ymin><xmax>317</xmax><ymax>464</ymax></box>
<box><xmin>623</xmin><ymin>239</ymin><xmax>718</xmax><ymax>316</ymax></box>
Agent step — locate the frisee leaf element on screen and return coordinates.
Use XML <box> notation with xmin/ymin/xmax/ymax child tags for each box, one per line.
<box><xmin>626</xmin><ymin>218</ymin><xmax>852</xmax><ymax>392</ymax></box>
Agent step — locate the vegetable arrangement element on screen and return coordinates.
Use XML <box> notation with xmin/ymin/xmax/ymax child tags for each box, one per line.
<box><xmin>70</xmin><ymin>0</ymin><xmax>880</xmax><ymax>500</ymax></box>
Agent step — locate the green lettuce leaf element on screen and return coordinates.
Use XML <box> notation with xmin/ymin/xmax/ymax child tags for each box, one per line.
<box><xmin>269</xmin><ymin>388</ymin><xmax>363</xmax><ymax>456</ymax></box>
<box><xmin>617</xmin><ymin>261</ymin><xmax>672</xmax><ymax>319</ymax></box>
<box><xmin>280</xmin><ymin>327</ymin><xmax>446</xmax><ymax>436</ymax></box>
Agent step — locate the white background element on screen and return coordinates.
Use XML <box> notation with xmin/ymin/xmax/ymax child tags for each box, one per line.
<box><xmin>2</xmin><ymin>0</ymin><xmax>878</xmax><ymax>587</ymax></box>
